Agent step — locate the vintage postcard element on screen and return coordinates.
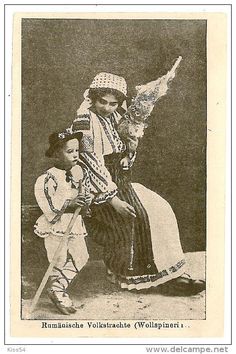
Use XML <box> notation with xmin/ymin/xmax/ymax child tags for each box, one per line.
<box><xmin>4</xmin><ymin>4</ymin><xmax>231</xmax><ymax>345</ymax></box>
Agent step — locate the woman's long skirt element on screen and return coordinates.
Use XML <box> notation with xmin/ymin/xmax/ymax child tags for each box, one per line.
<box><xmin>86</xmin><ymin>157</ymin><xmax>186</xmax><ymax>290</ymax></box>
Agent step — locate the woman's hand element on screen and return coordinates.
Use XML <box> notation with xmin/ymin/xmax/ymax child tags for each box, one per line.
<box><xmin>109</xmin><ymin>196</ymin><xmax>136</xmax><ymax>218</ymax></box>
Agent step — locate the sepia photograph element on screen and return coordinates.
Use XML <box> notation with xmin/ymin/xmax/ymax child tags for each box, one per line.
<box><xmin>5</xmin><ymin>6</ymin><xmax>230</xmax><ymax>341</ymax></box>
<box><xmin>21</xmin><ymin>16</ymin><xmax>207</xmax><ymax>321</ymax></box>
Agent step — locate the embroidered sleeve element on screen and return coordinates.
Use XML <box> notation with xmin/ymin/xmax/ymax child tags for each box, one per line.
<box><xmin>71</xmin><ymin>112</ymin><xmax>118</xmax><ymax>203</ymax></box>
<box><xmin>79</xmin><ymin>151</ymin><xmax>118</xmax><ymax>196</ymax></box>
<box><xmin>70</xmin><ymin>114</ymin><xmax>94</xmax><ymax>153</ymax></box>
<box><xmin>81</xmin><ymin>165</ymin><xmax>92</xmax><ymax>195</ymax></box>
<box><xmin>73</xmin><ymin>113</ymin><xmax>91</xmax><ymax>131</ymax></box>
<box><xmin>93</xmin><ymin>189</ymin><xmax>118</xmax><ymax>205</ymax></box>
<box><xmin>75</xmin><ymin>162</ymin><xmax>116</xmax><ymax>205</ymax></box>
<box><xmin>34</xmin><ymin>173</ymin><xmax>70</xmax><ymax>224</ymax></box>
<box><xmin>80</xmin><ymin>156</ymin><xmax>118</xmax><ymax>205</ymax></box>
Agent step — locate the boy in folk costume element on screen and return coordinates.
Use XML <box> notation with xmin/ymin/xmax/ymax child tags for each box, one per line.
<box><xmin>34</xmin><ymin>129</ymin><xmax>93</xmax><ymax>314</ymax></box>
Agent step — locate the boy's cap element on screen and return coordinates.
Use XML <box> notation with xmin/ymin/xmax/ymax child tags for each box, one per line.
<box><xmin>45</xmin><ymin>129</ymin><xmax>83</xmax><ymax>157</ymax></box>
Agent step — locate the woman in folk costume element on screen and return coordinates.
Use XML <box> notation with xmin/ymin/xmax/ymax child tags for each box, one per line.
<box><xmin>71</xmin><ymin>68</ymin><xmax>205</xmax><ymax>295</ymax></box>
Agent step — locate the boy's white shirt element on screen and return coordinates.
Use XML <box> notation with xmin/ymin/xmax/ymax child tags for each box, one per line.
<box><xmin>34</xmin><ymin>164</ymin><xmax>88</xmax><ymax>238</ymax></box>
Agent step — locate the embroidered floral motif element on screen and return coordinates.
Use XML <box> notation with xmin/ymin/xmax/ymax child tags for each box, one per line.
<box><xmin>51</xmin><ymin>199</ymin><xmax>70</xmax><ymax>224</ymax></box>
<box><xmin>93</xmin><ymin>189</ymin><xmax>117</xmax><ymax>205</ymax></box>
<box><xmin>44</xmin><ymin>172</ymin><xmax>60</xmax><ymax>214</ymax></box>
<box><xmin>80</xmin><ymin>152</ymin><xmax>110</xmax><ymax>191</ymax></box>
<box><xmin>72</xmin><ymin>114</ymin><xmax>90</xmax><ymax>131</ymax></box>
<box><xmin>109</xmin><ymin>259</ymin><xmax>186</xmax><ymax>286</ymax></box>
<box><xmin>98</xmin><ymin>114</ymin><xmax>125</xmax><ymax>154</ymax></box>
<box><xmin>169</xmin><ymin>259</ymin><xmax>186</xmax><ymax>273</ymax></box>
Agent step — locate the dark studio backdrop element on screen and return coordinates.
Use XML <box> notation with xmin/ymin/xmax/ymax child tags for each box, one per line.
<box><xmin>21</xmin><ymin>18</ymin><xmax>206</xmax><ymax>261</ymax></box>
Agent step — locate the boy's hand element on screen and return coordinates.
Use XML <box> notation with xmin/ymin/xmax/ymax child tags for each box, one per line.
<box><xmin>70</xmin><ymin>193</ymin><xmax>86</xmax><ymax>207</ymax></box>
<box><xmin>85</xmin><ymin>194</ymin><xmax>93</xmax><ymax>206</ymax></box>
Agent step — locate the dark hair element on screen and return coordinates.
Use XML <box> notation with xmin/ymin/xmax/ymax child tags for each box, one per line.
<box><xmin>88</xmin><ymin>88</ymin><xmax>126</xmax><ymax>107</ymax></box>
<box><xmin>49</xmin><ymin>140</ymin><xmax>66</xmax><ymax>157</ymax></box>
